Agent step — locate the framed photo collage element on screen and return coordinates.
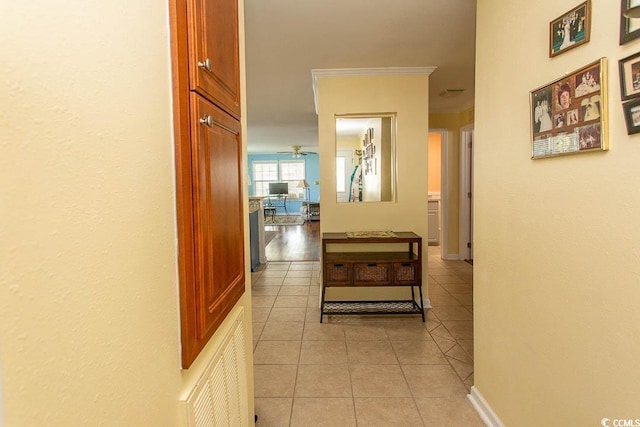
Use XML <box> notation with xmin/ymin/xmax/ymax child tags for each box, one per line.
<box><xmin>530</xmin><ymin>59</ymin><xmax>608</xmax><ymax>159</ymax></box>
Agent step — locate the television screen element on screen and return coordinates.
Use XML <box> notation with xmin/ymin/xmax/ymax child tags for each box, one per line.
<box><xmin>268</xmin><ymin>182</ymin><xmax>288</xmax><ymax>195</ymax></box>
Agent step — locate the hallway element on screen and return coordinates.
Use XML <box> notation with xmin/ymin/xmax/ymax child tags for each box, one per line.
<box><xmin>250</xmin><ymin>246</ymin><xmax>480</xmax><ymax>426</ymax></box>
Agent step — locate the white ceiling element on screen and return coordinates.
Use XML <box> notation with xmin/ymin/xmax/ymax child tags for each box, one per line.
<box><xmin>244</xmin><ymin>0</ymin><xmax>477</xmax><ymax>153</ymax></box>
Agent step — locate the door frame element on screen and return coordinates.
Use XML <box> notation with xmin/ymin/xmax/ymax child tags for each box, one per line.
<box><xmin>459</xmin><ymin>124</ymin><xmax>474</xmax><ymax>261</ymax></box>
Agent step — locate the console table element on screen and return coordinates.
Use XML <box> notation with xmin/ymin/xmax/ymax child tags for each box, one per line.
<box><xmin>320</xmin><ymin>231</ymin><xmax>424</xmax><ymax>322</ymax></box>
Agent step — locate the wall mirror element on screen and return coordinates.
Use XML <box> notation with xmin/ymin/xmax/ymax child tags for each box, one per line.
<box><xmin>335</xmin><ymin>114</ymin><xmax>396</xmax><ymax>203</ymax></box>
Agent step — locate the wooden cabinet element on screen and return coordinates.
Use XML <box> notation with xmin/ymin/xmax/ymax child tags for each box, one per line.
<box><xmin>170</xmin><ymin>0</ymin><xmax>244</xmax><ymax>367</ymax></box>
<box><xmin>321</xmin><ymin>232</ymin><xmax>425</xmax><ymax>322</ymax></box>
<box><xmin>188</xmin><ymin>0</ymin><xmax>241</xmax><ymax>119</ymax></box>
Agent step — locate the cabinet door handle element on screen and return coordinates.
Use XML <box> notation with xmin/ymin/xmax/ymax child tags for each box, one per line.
<box><xmin>333</xmin><ymin>263</ymin><xmax>344</xmax><ymax>267</ymax></box>
<box><xmin>367</xmin><ymin>263</ymin><xmax>377</xmax><ymax>267</ymax></box>
<box><xmin>197</xmin><ymin>58</ymin><xmax>212</xmax><ymax>73</ymax></box>
<box><xmin>199</xmin><ymin>115</ymin><xmax>213</xmax><ymax>127</ymax></box>
<box><xmin>401</xmin><ymin>263</ymin><xmax>411</xmax><ymax>267</ymax></box>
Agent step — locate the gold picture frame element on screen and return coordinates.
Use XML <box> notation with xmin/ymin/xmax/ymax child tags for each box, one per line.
<box><xmin>530</xmin><ymin>58</ymin><xmax>608</xmax><ymax>159</ymax></box>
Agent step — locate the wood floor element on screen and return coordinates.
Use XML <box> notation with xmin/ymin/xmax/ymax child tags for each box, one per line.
<box><xmin>264</xmin><ymin>220</ymin><xmax>320</xmax><ymax>261</ymax></box>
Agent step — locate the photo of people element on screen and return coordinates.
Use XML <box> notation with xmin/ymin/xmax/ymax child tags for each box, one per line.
<box><xmin>631</xmin><ymin>104</ymin><xmax>640</xmax><ymax>127</ymax></box>
<box><xmin>554</xmin><ymin>112</ymin><xmax>565</xmax><ymax>129</ymax></box>
<box><xmin>581</xmin><ymin>95</ymin><xmax>600</xmax><ymax>122</ymax></box>
<box><xmin>567</xmin><ymin>108</ymin><xmax>579</xmax><ymax>125</ymax></box>
<box><xmin>550</xmin><ymin>3</ymin><xmax>588</xmax><ymax>55</ymax></box>
<box><xmin>631</xmin><ymin>62</ymin><xmax>640</xmax><ymax>91</ymax></box>
<box><xmin>554</xmin><ymin>81</ymin><xmax>573</xmax><ymax>110</ymax></box>
<box><xmin>577</xmin><ymin>123</ymin><xmax>601</xmax><ymax>150</ymax></box>
<box><xmin>532</xmin><ymin>88</ymin><xmax>553</xmax><ymax>133</ymax></box>
<box><xmin>620</xmin><ymin>52</ymin><xmax>640</xmax><ymax>100</ymax></box>
<box><xmin>574</xmin><ymin>66</ymin><xmax>600</xmax><ymax>97</ymax></box>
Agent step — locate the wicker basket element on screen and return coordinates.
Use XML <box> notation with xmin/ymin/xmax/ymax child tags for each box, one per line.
<box><xmin>354</xmin><ymin>263</ymin><xmax>391</xmax><ymax>282</ymax></box>
<box><xmin>326</xmin><ymin>263</ymin><xmax>350</xmax><ymax>283</ymax></box>
<box><xmin>394</xmin><ymin>263</ymin><xmax>417</xmax><ymax>282</ymax></box>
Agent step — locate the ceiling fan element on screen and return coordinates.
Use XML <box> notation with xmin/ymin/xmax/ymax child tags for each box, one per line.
<box><xmin>278</xmin><ymin>145</ymin><xmax>317</xmax><ymax>158</ymax></box>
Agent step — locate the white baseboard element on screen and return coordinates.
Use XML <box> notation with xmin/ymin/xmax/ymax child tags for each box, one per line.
<box><xmin>443</xmin><ymin>253</ymin><xmax>461</xmax><ymax>260</ymax></box>
<box><xmin>422</xmin><ymin>297</ymin><xmax>432</xmax><ymax>309</ymax></box>
<box><xmin>467</xmin><ymin>386</ymin><xmax>504</xmax><ymax>427</ymax></box>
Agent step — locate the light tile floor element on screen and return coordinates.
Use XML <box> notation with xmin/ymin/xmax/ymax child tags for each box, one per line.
<box><xmin>250</xmin><ymin>247</ymin><xmax>483</xmax><ymax>426</ymax></box>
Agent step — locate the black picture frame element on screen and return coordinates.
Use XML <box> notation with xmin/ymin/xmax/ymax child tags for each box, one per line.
<box><xmin>619</xmin><ymin>51</ymin><xmax>640</xmax><ymax>100</ymax></box>
<box><xmin>623</xmin><ymin>97</ymin><xmax>640</xmax><ymax>134</ymax></box>
<box><xmin>620</xmin><ymin>0</ymin><xmax>640</xmax><ymax>45</ymax></box>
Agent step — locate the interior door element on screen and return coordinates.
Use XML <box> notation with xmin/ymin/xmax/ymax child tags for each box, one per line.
<box><xmin>460</xmin><ymin>127</ymin><xmax>474</xmax><ymax>261</ymax></box>
<box><xmin>468</xmin><ymin>134</ymin><xmax>474</xmax><ymax>260</ymax></box>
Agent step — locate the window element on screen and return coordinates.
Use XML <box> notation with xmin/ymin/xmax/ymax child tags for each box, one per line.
<box><xmin>279</xmin><ymin>160</ymin><xmax>305</xmax><ymax>198</ymax></box>
<box><xmin>252</xmin><ymin>160</ymin><xmax>306</xmax><ymax>198</ymax></box>
<box><xmin>252</xmin><ymin>161</ymin><xmax>278</xmax><ymax>196</ymax></box>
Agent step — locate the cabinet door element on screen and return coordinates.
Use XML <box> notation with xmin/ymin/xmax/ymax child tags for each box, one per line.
<box><xmin>188</xmin><ymin>0</ymin><xmax>241</xmax><ymax>118</ymax></box>
<box><xmin>191</xmin><ymin>93</ymin><xmax>245</xmax><ymax>342</ymax></box>
<box><xmin>428</xmin><ymin>201</ymin><xmax>439</xmax><ymax>244</ymax></box>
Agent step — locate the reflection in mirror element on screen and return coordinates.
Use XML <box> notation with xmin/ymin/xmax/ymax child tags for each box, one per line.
<box><xmin>335</xmin><ymin>114</ymin><xmax>396</xmax><ymax>202</ymax></box>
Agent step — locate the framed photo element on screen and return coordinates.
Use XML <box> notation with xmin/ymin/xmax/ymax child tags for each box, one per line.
<box><xmin>530</xmin><ymin>58</ymin><xmax>608</xmax><ymax>159</ymax></box>
<box><xmin>623</xmin><ymin>97</ymin><xmax>640</xmax><ymax>134</ymax></box>
<box><xmin>619</xmin><ymin>51</ymin><xmax>640</xmax><ymax>100</ymax></box>
<box><xmin>550</xmin><ymin>1</ymin><xmax>591</xmax><ymax>57</ymax></box>
<box><xmin>620</xmin><ymin>0</ymin><xmax>640</xmax><ymax>45</ymax></box>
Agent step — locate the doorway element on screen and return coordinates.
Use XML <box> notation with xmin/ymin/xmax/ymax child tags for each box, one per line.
<box><xmin>427</xmin><ymin>129</ymin><xmax>449</xmax><ymax>258</ymax></box>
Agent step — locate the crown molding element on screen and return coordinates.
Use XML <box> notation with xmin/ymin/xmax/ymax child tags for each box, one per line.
<box><xmin>311</xmin><ymin>67</ymin><xmax>437</xmax><ymax>114</ymax></box>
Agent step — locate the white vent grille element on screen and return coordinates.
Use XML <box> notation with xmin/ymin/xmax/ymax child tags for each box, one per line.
<box><xmin>184</xmin><ymin>307</ymin><xmax>248</xmax><ymax>427</ymax></box>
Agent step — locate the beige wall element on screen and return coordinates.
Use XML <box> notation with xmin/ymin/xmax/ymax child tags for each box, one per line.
<box><xmin>337</xmin><ymin>135</ymin><xmax>362</xmax><ymax>151</ymax></box>
<box><xmin>317</xmin><ymin>74</ymin><xmax>430</xmax><ymax>299</ymax></box>
<box><xmin>475</xmin><ymin>1</ymin><xmax>640</xmax><ymax>425</ymax></box>
<box><xmin>0</xmin><ymin>1</ymin><xmax>254</xmax><ymax>425</ymax></box>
